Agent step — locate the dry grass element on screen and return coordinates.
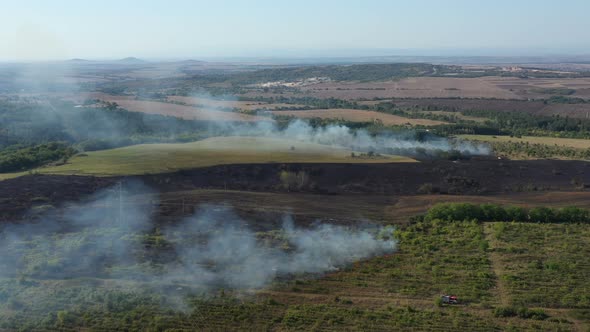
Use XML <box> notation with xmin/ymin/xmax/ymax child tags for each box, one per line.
<box><xmin>460</xmin><ymin>134</ymin><xmax>590</xmax><ymax>149</ymax></box>
<box><xmin>167</xmin><ymin>95</ymin><xmax>305</xmax><ymax>111</ymax></box>
<box><xmin>15</xmin><ymin>136</ymin><xmax>414</xmax><ymax>177</ymax></box>
<box><xmin>296</xmin><ymin>77</ymin><xmax>521</xmax><ymax>100</ymax></box>
<box><xmin>272</xmin><ymin>108</ymin><xmax>447</xmax><ymax>126</ymax></box>
<box><xmin>71</xmin><ymin>93</ymin><xmax>267</xmax><ymax>122</ymax></box>
<box><xmin>105</xmin><ymin>99</ymin><xmax>266</xmax><ymax>122</ymax></box>
<box><xmin>243</xmin><ymin>76</ymin><xmax>590</xmax><ymax>103</ymax></box>
<box><xmin>483</xmin><ymin>76</ymin><xmax>590</xmax><ymax>99</ymax></box>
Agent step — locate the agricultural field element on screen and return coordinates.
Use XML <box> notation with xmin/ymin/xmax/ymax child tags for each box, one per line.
<box><xmin>485</xmin><ymin>222</ymin><xmax>590</xmax><ymax>310</ymax></box>
<box><xmin>1</xmin><ymin>201</ymin><xmax>586</xmax><ymax>331</ymax></box>
<box><xmin>483</xmin><ymin>76</ymin><xmax>590</xmax><ymax>99</ymax></box>
<box><xmin>272</xmin><ymin>108</ymin><xmax>447</xmax><ymax>126</ymax></box>
<box><xmin>460</xmin><ymin>135</ymin><xmax>590</xmax><ymax>149</ymax></box>
<box><xmin>167</xmin><ymin>95</ymin><xmax>306</xmax><ymax>111</ymax></box>
<box><xmin>76</xmin><ymin>94</ymin><xmax>267</xmax><ymax>122</ymax></box>
<box><xmin>0</xmin><ymin>137</ymin><xmax>413</xmax><ymax>179</ymax></box>
<box><xmin>241</xmin><ymin>76</ymin><xmax>590</xmax><ymax>102</ymax></box>
<box><xmin>300</xmin><ymin>77</ymin><xmax>520</xmax><ymax>99</ymax></box>
<box><xmin>386</xmin><ymin>98</ymin><xmax>590</xmax><ymax>119</ymax></box>
<box><xmin>458</xmin><ymin>135</ymin><xmax>590</xmax><ymax>160</ymax></box>
<box><xmin>4</xmin><ymin>58</ymin><xmax>590</xmax><ymax>331</ymax></box>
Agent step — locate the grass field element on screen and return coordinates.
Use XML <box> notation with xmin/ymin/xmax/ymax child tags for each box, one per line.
<box><xmin>296</xmin><ymin>77</ymin><xmax>521</xmax><ymax>100</ymax></box>
<box><xmin>0</xmin><ymin>137</ymin><xmax>414</xmax><ymax>178</ymax></box>
<box><xmin>460</xmin><ymin>135</ymin><xmax>590</xmax><ymax>149</ymax></box>
<box><xmin>485</xmin><ymin>222</ymin><xmax>590</xmax><ymax>309</ymax></box>
<box><xmin>272</xmin><ymin>108</ymin><xmax>447</xmax><ymax>126</ymax></box>
<box><xmin>167</xmin><ymin>95</ymin><xmax>307</xmax><ymax>111</ymax></box>
<box><xmin>2</xmin><ymin>217</ymin><xmax>586</xmax><ymax>330</ymax></box>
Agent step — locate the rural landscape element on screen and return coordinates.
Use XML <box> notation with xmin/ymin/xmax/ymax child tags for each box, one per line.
<box><xmin>2</xmin><ymin>1</ymin><xmax>590</xmax><ymax>331</ymax></box>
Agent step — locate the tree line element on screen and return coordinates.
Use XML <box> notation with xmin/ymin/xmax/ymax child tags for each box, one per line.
<box><xmin>0</xmin><ymin>142</ymin><xmax>76</xmax><ymax>173</ymax></box>
<box><xmin>421</xmin><ymin>202</ymin><xmax>590</xmax><ymax>223</ymax></box>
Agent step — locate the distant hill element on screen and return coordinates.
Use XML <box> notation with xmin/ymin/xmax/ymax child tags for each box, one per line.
<box><xmin>178</xmin><ymin>59</ymin><xmax>206</xmax><ymax>64</ymax></box>
<box><xmin>68</xmin><ymin>58</ymin><xmax>91</xmax><ymax>63</ymax></box>
<box><xmin>118</xmin><ymin>57</ymin><xmax>145</xmax><ymax>63</ymax></box>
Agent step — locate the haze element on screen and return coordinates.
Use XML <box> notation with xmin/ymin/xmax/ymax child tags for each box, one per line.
<box><xmin>2</xmin><ymin>0</ymin><xmax>590</xmax><ymax>61</ymax></box>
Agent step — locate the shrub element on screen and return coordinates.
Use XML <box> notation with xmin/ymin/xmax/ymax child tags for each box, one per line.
<box><xmin>423</xmin><ymin>203</ymin><xmax>590</xmax><ymax>224</ymax></box>
<box><xmin>493</xmin><ymin>306</ymin><xmax>517</xmax><ymax>317</ymax></box>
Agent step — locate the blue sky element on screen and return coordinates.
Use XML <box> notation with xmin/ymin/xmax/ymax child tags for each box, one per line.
<box><xmin>1</xmin><ymin>0</ymin><xmax>589</xmax><ymax>60</ymax></box>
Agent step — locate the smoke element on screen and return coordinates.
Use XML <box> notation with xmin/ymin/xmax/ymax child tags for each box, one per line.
<box><xmin>160</xmin><ymin>207</ymin><xmax>396</xmax><ymax>290</ymax></box>
<box><xmin>174</xmin><ymin>91</ymin><xmax>490</xmax><ymax>157</ymax></box>
<box><xmin>0</xmin><ymin>62</ymin><xmax>490</xmax><ymax>158</ymax></box>
<box><xmin>0</xmin><ymin>181</ymin><xmax>396</xmax><ymax>302</ymax></box>
<box><xmin>210</xmin><ymin>118</ymin><xmax>491</xmax><ymax>157</ymax></box>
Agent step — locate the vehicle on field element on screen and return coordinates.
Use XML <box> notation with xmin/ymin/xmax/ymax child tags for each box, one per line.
<box><xmin>441</xmin><ymin>295</ymin><xmax>458</xmax><ymax>304</ymax></box>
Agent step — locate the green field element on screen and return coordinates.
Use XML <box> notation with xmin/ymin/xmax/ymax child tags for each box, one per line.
<box><xmin>2</xmin><ymin>217</ymin><xmax>587</xmax><ymax>330</ymax></box>
<box><xmin>0</xmin><ymin>137</ymin><xmax>415</xmax><ymax>179</ymax></box>
<box><xmin>459</xmin><ymin>135</ymin><xmax>590</xmax><ymax>149</ymax></box>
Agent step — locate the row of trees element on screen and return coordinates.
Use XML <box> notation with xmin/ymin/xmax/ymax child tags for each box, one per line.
<box><xmin>423</xmin><ymin>202</ymin><xmax>590</xmax><ymax>223</ymax></box>
<box><xmin>0</xmin><ymin>142</ymin><xmax>75</xmax><ymax>173</ymax></box>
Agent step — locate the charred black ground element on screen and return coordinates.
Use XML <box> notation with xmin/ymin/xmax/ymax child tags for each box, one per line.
<box><xmin>3</xmin><ymin>159</ymin><xmax>590</xmax><ymax>223</ymax></box>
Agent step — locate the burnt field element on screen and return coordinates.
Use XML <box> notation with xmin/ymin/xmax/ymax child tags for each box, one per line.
<box><xmin>3</xmin><ymin>159</ymin><xmax>590</xmax><ymax>223</ymax></box>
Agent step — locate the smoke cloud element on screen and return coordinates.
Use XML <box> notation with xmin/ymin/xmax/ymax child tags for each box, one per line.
<box><xmin>0</xmin><ymin>181</ymin><xmax>397</xmax><ymax>297</ymax></box>
<box><xmin>210</xmin><ymin>118</ymin><xmax>490</xmax><ymax>157</ymax></box>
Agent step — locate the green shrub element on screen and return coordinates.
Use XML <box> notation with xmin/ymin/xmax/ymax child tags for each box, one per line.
<box><xmin>423</xmin><ymin>203</ymin><xmax>590</xmax><ymax>224</ymax></box>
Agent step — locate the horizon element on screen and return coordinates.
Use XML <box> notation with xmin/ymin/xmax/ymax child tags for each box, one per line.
<box><xmin>4</xmin><ymin>50</ymin><xmax>590</xmax><ymax>65</ymax></box>
<box><xmin>2</xmin><ymin>0</ymin><xmax>590</xmax><ymax>61</ymax></box>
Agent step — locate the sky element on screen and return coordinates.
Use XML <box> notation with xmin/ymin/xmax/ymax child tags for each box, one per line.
<box><xmin>1</xmin><ymin>0</ymin><xmax>589</xmax><ymax>61</ymax></box>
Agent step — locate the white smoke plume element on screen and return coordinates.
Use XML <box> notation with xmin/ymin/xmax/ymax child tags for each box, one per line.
<box><xmin>176</xmin><ymin>91</ymin><xmax>490</xmax><ymax>157</ymax></box>
<box><xmin>212</xmin><ymin>118</ymin><xmax>490</xmax><ymax>156</ymax></box>
<box><xmin>161</xmin><ymin>207</ymin><xmax>396</xmax><ymax>290</ymax></box>
<box><xmin>0</xmin><ymin>181</ymin><xmax>397</xmax><ymax>293</ymax></box>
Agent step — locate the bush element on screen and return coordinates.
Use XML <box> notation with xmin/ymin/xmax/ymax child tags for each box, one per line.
<box><xmin>493</xmin><ymin>306</ymin><xmax>517</xmax><ymax>317</ymax></box>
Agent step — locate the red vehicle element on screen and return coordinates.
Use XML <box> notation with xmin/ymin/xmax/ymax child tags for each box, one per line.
<box><xmin>441</xmin><ymin>295</ymin><xmax>458</xmax><ymax>304</ymax></box>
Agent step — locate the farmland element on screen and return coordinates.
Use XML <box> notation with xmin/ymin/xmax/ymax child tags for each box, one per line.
<box><xmin>1</xmin><ymin>187</ymin><xmax>588</xmax><ymax>330</ymax></box>
<box><xmin>0</xmin><ymin>137</ymin><xmax>413</xmax><ymax>179</ymax></box>
<box><xmin>460</xmin><ymin>135</ymin><xmax>590</xmax><ymax>149</ymax></box>
<box><xmin>3</xmin><ymin>57</ymin><xmax>590</xmax><ymax>331</ymax></box>
<box><xmin>240</xmin><ymin>76</ymin><xmax>590</xmax><ymax>102</ymax></box>
<box><xmin>75</xmin><ymin>94</ymin><xmax>267</xmax><ymax>122</ymax></box>
<box><xmin>272</xmin><ymin>108</ymin><xmax>447</xmax><ymax>126</ymax></box>
<box><xmin>460</xmin><ymin>135</ymin><xmax>590</xmax><ymax>160</ymax></box>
